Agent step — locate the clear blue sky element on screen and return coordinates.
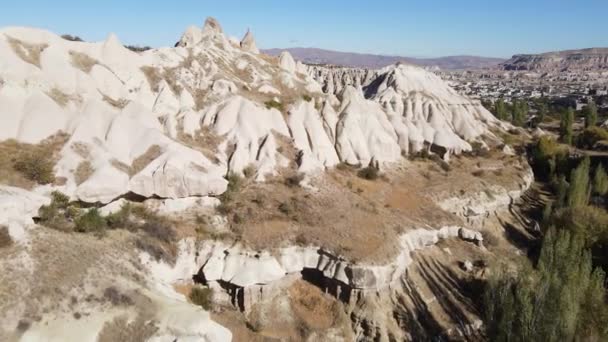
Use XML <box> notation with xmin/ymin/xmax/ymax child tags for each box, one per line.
<box><xmin>2</xmin><ymin>0</ymin><xmax>607</xmax><ymax>58</ymax></box>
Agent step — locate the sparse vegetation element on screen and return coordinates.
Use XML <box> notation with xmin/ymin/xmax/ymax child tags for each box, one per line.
<box><xmin>7</xmin><ymin>36</ymin><xmax>48</xmax><ymax>68</ymax></box>
<box><xmin>103</xmin><ymin>286</ymin><xmax>134</xmax><ymax>306</ymax></box>
<box><xmin>13</xmin><ymin>149</ymin><xmax>56</xmax><ymax>185</ymax></box>
<box><xmin>74</xmin><ymin>160</ymin><xmax>94</xmax><ymax>185</ymax></box>
<box><xmin>38</xmin><ymin>191</ymin><xmax>79</xmax><ymax>232</ymax></box>
<box><xmin>285</xmin><ymin>173</ymin><xmax>305</xmax><ymax>187</ymax></box>
<box><xmin>140</xmin><ymin>66</ymin><xmax>163</xmax><ymax>92</ymax></box>
<box><xmin>242</xmin><ymin>164</ymin><xmax>257</xmax><ymax>179</ymax></box>
<box><xmin>357</xmin><ymin>165</ymin><xmax>379</xmax><ymax>180</ymax></box>
<box><xmin>97</xmin><ymin>315</ymin><xmax>158</xmax><ymax>342</ymax></box>
<box><xmin>264</xmin><ymin>99</ymin><xmax>284</xmax><ymax>111</ymax></box>
<box><xmin>302</xmin><ymin>94</ymin><xmax>312</xmax><ymax>102</ymax></box>
<box><xmin>130</xmin><ymin>145</ymin><xmax>162</xmax><ymax>176</ymax></box>
<box><xmin>74</xmin><ymin>208</ymin><xmax>107</xmax><ymax>235</ymax></box>
<box><xmin>189</xmin><ymin>286</ymin><xmax>213</xmax><ymax>310</ymax></box>
<box><xmin>0</xmin><ymin>225</ymin><xmax>13</xmax><ymax>248</ymax></box>
<box><xmin>69</xmin><ymin>51</ymin><xmax>98</xmax><ymax>73</ymax></box>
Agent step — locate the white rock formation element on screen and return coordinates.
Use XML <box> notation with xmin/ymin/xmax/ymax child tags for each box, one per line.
<box><xmin>239</xmin><ymin>29</ymin><xmax>259</xmax><ymax>54</ymax></box>
<box><xmin>0</xmin><ymin>17</ymin><xmax>504</xmax><ymax>205</ymax></box>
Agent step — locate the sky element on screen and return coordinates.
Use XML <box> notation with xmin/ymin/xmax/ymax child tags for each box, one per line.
<box><xmin>1</xmin><ymin>0</ymin><xmax>608</xmax><ymax>58</ymax></box>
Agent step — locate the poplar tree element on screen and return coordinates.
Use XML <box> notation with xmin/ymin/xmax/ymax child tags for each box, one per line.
<box><xmin>560</xmin><ymin>108</ymin><xmax>574</xmax><ymax>145</ymax></box>
<box><xmin>567</xmin><ymin>157</ymin><xmax>590</xmax><ymax>208</ymax></box>
<box><xmin>593</xmin><ymin>164</ymin><xmax>608</xmax><ymax>196</ymax></box>
<box><xmin>583</xmin><ymin>100</ymin><xmax>598</xmax><ymax>128</ymax></box>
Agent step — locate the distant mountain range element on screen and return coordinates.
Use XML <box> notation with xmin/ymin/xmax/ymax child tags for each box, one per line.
<box><xmin>262</xmin><ymin>47</ymin><xmax>505</xmax><ymax>70</ymax></box>
<box><xmin>499</xmin><ymin>48</ymin><xmax>608</xmax><ymax>72</ymax></box>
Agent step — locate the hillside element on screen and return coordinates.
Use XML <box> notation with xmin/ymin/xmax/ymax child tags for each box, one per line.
<box><xmin>0</xmin><ymin>17</ymin><xmax>538</xmax><ymax>342</ymax></box>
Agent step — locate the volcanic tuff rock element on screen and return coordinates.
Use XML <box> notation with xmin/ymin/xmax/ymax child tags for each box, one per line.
<box><xmin>500</xmin><ymin>48</ymin><xmax>608</xmax><ymax>72</ymax></box>
<box><xmin>0</xmin><ymin>17</ymin><xmax>501</xmax><ymax>205</ymax></box>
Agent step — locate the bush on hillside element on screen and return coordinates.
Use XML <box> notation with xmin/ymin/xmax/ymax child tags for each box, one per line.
<box><xmin>13</xmin><ymin>151</ymin><xmax>55</xmax><ymax>184</ymax></box>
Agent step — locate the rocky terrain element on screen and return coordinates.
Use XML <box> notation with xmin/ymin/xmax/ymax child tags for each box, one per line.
<box><xmin>0</xmin><ymin>17</ymin><xmax>536</xmax><ymax>342</ymax></box>
<box><xmin>263</xmin><ymin>47</ymin><xmax>505</xmax><ymax>70</ymax></box>
<box><xmin>500</xmin><ymin>48</ymin><xmax>608</xmax><ymax>72</ymax></box>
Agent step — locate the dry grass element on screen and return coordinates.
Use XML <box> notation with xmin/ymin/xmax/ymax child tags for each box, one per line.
<box><xmin>71</xmin><ymin>142</ymin><xmax>90</xmax><ymax>159</ymax></box>
<box><xmin>101</xmin><ymin>93</ymin><xmax>129</xmax><ymax>109</ymax></box>
<box><xmin>140</xmin><ymin>66</ymin><xmax>162</xmax><ymax>92</ymax></box>
<box><xmin>74</xmin><ymin>160</ymin><xmax>94</xmax><ymax>185</ymax></box>
<box><xmin>111</xmin><ymin>159</ymin><xmax>132</xmax><ymax>175</ymax></box>
<box><xmin>0</xmin><ymin>133</ymin><xmax>68</xmax><ymax>189</ymax></box>
<box><xmin>6</xmin><ymin>36</ymin><xmax>48</xmax><ymax>68</ymax></box>
<box><xmin>97</xmin><ymin>315</ymin><xmax>158</xmax><ymax>342</ymax></box>
<box><xmin>69</xmin><ymin>51</ymin><xmax>98</xmax><ymax>73</ymax></box>
<box><xmin>130</xmin><ymin>145</ymin><xmax>162</xmax><ymax>176</ymax></box>
<box><xmin>177</xmin><ymin>127</ymin><xmax>223</xmax><ymax>164</ymax></box>
<box><xmin>46</xmin><ymin>88</ymin><xmax>80</xmax><ymax>108</ymax></box>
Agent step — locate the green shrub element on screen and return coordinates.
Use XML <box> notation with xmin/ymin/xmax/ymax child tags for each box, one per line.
<box><xmin>105</xmin><ymin>203</ymin><xmax>134</xmax><ymax>229</ymax></box>
<box><xmin>357</xmin><ymin>166</ymin><xmax>379</xmax><ymax>180</ymax></box>
<box><xmin>531</xmin><ymin>136</ymin><xmax>569</xmax><ymax>181</ymax></box>
<box><xmin>189</xmin><ymin>286</ymin><xmax>213</xmax><ymax>310</ymax></box>
<box><xmin>577</xmin><ymin>126</ymin><xmax>608</xmax><ymax>149</ymax></box>
<box><xmin>302</xmin><ymin>94</ymin><xmax>312</xmax><ymax>102</ymax></box>
<box><xmin>278</xmin><ymin>202</ymin><xmax>293</xmax><ymax>215</ymax></box>
<box><xmin>74</xmin><ymin>208</ymin><xmax>106</xmax><ymax>234</ymax></box>
<box><xmin>141</xmin><ymin>220</ymin><xmax>176</xmax><ymax>243</ymax></box>
<box><xmin>13</xmin><ymin>151</ymin><xmax>55</xmax><ymax>184</ymax></box>
<box><xmin>285</xmin><ymin>173</ymin><xmax>305</xmax><ymax>187</ymax></box>
<box><xmin>264</xmin><ymin>100</ymin><xmax>284</xmax><ymax>111</ymax></box>
<box><xmin>242</xmin><ymin>165</ymin><xmax>256</xmax><ymax>179</ymax></box>
<box><xmin>38</xmin><ymin>191</ymin><xmax>79</xmax><ymax>231</ymax></box>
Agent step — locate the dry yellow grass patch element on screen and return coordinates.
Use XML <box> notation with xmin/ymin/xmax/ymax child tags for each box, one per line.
<box><xmin>97</xmin><ymin>315</ymin><xmax>158</xmax><ymax>342</ymax></box>
<box><xmin>6</xmin><ymin>36</ymin><xmax>48</xmax><ymax>68</ymax></box>
<box><xmin>69</xmin><ymin>50</ymin><xmax>98</xmax><ymax>73</ymax></box>
<box><xmin>177</xmin><ymin>126</ymin><xmax>223</xmax><ymax>164</ymax></box>
<box><xmin>0</xmin><ymin>133</ymin><xmax>68</xmax><ymax>189</ymax></box>
<box><xmin>130</xmin><ymin>145</ymin><xmax>163</xmax><ymax>176</ymax></box>
<box><xmin>140</xmin><ymin>66</ymin><xmax>162</xmax><ymax>92</ymax></box>
<box><xmin>101</xmin><ymin>93</ymin><xmax>129</xmax><ymax>109</ymax></box>
<box><xmin>74</xmin><ymin>160</ymin><xmax>94</xmax><ymax>185</ymax></box>
<box><xmin>46</xmin><ymin>88</ymin><xmax>81</xmax><ymax>107</ymax></box>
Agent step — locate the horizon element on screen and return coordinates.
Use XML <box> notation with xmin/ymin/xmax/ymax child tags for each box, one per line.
<box><xmin>2</xmin><ymin>0</ymin><xmax>608</xmax><ymax>58</ymax></box>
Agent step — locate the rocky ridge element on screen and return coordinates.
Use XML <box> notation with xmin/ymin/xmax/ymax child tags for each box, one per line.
<box><xmin>1</xmin><ymin>17</ymin><xmax>500</xmax><ymax>205</ymax></box>
<box><xmin>500</xmin><ymin>48</ymin><xmax>608</xmax><ymax>72</ymax></box>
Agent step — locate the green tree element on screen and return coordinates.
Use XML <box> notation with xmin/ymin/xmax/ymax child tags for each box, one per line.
<box><xmin>495</xmin><ymin>99</ymin><xmax>508</xmax><ymax>121</ymax></box>
<box><xmin>567</xmin><ymin>157</ymin><xmax>590</xmax><ymax>208</ymax></box>
<box><xmin>484</xmin><ymin>229</ymin><xmax>608</xmax><ymax>342</ymax></box>
<box><xmin>583</xmin><ymin>100</ymin><xmax>598</xmax><ymax>128</ymax></box>
<box><xmin>593</xmin><ymin>164</ymin><xmax>608</xmax><ymax>196</ymax></box>
<box><xmin>537</xmin><ymin>100</ymin><xmax>548</xmax><ymax>123</ymax></box>
<box><xmin>560</xmin><ymin>108</ymin><xmax>574</xmax><ymax>145</ymax></box>
<box><xmin>555</xmin><ymin>175</ymin><xmax>569</xmax><ymax>208</ymax></box>
<box><xmin>511</xmin><ymin>100</ymin><xmax>528</xmax><ymax>127</ymax></box>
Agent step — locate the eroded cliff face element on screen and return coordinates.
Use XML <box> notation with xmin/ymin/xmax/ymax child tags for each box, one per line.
<box><xmin>140</xmin><ymin>160</ymin><xmax>534</xmax><ymax>341</ymax></box>
<box><xmin>500</xmin><ymin>48</ymin><xmax>608</xmax><ymax>72</ymax></box>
